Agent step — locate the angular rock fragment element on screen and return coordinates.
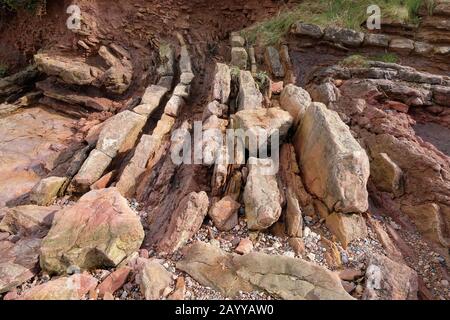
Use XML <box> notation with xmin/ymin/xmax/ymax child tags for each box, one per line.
<box><xmin>280</xmin><ymin>84</ymin><xmax>312</xmax><ymax>126</ymax></box>
<box><xmin>237</xmin><ymin>70</ymin><xmax>262</xmax><ymax>111</ymax></box>
<box><xmin>370</xmin><ymin>153</ymin><xmax>404</xmax><ymax>197</ymax></box>
<box><xmin>265</xmin><ymin>47</ymin><xmax>285</xmax><ymax>78</ymax></box>
<box><xmin>203</xmin><ymin>100</ymin><xmax>228</xmax><ymax>121</ymax></box>
<box><xmin>231</xmin><ymin>47</ymin><xmax>248</xmax><ymax>70</ymax></box>
<box><xmin>209</xmin><ymin>196</ymin><xmax>240</xmax><ymax>231</ymax></box>
<box><xmin>157</xmin><ymin>191</ymin><xmax>209</xmax><ymax>254</ymax></box>
<box><xmin>363</xmin><ymin>34</ymin><xmax>390</xmax><ymax>47</ymax></box>
<box><xmin>164</xmin><ymin>95</ymin><xmax>185</xmax><ymax>117</ymax></box>
<box><xmin>71</xmin><ymin>149</ymin><xmax>112</xmax><ymax>193</ymax></box>
<box><xmin>233</xmin><ymin>108</ymin><xmax>293</xmax><ymax>149</ymax></box>
<box><xmin>212</xmin><ymin>63</ymin><xmax>232</xmax><ymax>104</ymax></box>
<box><xmin>325</xmin><ymin>212</ymin><xmax>368</xmax><ymax>248</ymax></box>
<box><xmin>0</xmin><ymin>205</ymin><xmax>58</xmax><ymax>237</ymax></box>
<box><xmin>244</xmin><ymin>158</ymin><xmax>282</xmax><ymax>230</ymax></box>
<box><xmin>136</xmin><ymin>85</ymin><xmax>168</xmax><ymax>116</ymax></box>
<box><xmin>139</xmin><ymin>260</ymin><xmax>172</xmax><ymax>300</ymax></box>
<box><xmin>324</xmin><ymin>27</ymin><xmax>364</xmax><ymax>47</ymax></box>
<box><xmin>292</xmin><ymin>22</ymin><xmax>323</xmax><ymax>39</ymax></box>
<box><xmin>40</xmin><ymin>188</ymin><xmax>144</xmax><ymax>274</ymax></box>
<box><xmin>364</xmin><ymin>253</ymin><xmax>418</xmax><ymax>300</ymax></box>
<box><xmin>97</xmin><ymin>267</ymin><xmax>131</xmax><ymax>297</ymax></box>
<box><xmin>30</xmin><ymin>176</ymin><xmax>67</xmax><ymax>206</ymax></box>
<box><xmin>389</xmin><ymin>38</ymin><xmax>414</xmax><ymax>54</ymax></box>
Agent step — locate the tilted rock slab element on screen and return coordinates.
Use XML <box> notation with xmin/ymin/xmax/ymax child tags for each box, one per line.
<box><xmin>244</xmin><ymin>158</ymin><xmax>282</xmax><ymax>230</ymax></box>
<box><xmin>97</xmin><ymin>110</ymin><xmax>147</xmax><ymax>159</ymax></box>
<box><xmin>34</xmin><ymin>53</ymin><xmax>102</xmax><ymax>87</ymax></box>
<box><xmin>157</xmin><ymin>191</ymin><xmax>209</xmax><ymax>254</ymax></box>
<box><xmin>212</xmin><ymin>63</ymin><xmax>231</xmax><ymax>104</ymax></box>
<box><xmin>280</xmin><ymin>84</ymin><xmax>312</xmax><ymax>126</ymax></box>
<box><xmin>177</xmin><ymin>241</ymin><xmax>353</xmax><ymax>300</ymax></box>
<box><xmin>40</xmin><ymin>188</ymin><xmax>144</xmax><ymax>275</ymax></box>
<box><xmin>0</xmin><ymin>205</ymin><xmax>58</xmax><ymax>237</ymax></box>
<box><xmin>293</xmin><ymin>102</ymin><xmax>370</xmax><ymax>214</ymax></box>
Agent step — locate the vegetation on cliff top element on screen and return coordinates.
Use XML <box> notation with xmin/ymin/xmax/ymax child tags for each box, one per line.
<box><xmin>242</xmin><ymin>0</ymin><xmax>434</xmax><ymax>45</ymax></box>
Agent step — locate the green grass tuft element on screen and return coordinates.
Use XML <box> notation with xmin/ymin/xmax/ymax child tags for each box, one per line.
<box><xmin>242</xmin><ymin>0</ymin><xmax>426</xmax><ymax>46</ymax></box>
<box><xmin>372</xmin><ymin>52</ymin><xmax>399</xmax><ymax>64</ymax></box>
<box><xmin>339</xmin><ymin>55</ymin><xmax>369</xmax><ymax>68</ymax></box>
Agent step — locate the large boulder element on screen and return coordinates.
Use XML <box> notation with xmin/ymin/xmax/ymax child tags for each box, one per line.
<box><xmin>157</xmin><ymin>191</ymin><xmax>209</xmax><ymax>254</ymax></box>
<box><xmin>18</xmin><ymin>273</ymin><xmax>98</xmax><ymax>300</ymax></box>
<box><xmin>293</xmin><ymin>103</ymin><xmax>370</xmax><ymax>214</ymax></box>
<box><xmin>237</xmin><ymin>70</ymin><xmax>263</xmax><ymax>111</ymax></box>
<box><xmin>244</xmin><ymin>158</ymin><xmax>282</xmax><ymax>230</ymax></box>
<box><xmin>40</xmin><ymin>188</ymin><xmax>144</xmax><ymax>275</ymax></box>
<box><xmin>280</xmin><ymin>84</ymin><xmax>312</xmax><ymax>126</ymax></box>
<box><xmin>177</xmin><ymin>241</ymin><xmax>353</xmax><ymax>300</ymax></box>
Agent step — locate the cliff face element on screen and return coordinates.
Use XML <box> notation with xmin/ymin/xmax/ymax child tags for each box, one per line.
<box><xmin>0</xmin><ymin>0</ymin><xmax>449</xmax><ymax>301</ymax></box>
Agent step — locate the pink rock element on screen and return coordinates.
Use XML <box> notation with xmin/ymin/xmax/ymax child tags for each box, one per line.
<box><xmin>271</xmin><ymin>81</ymin><xmax>284</xmax><ymax>95</ymax></box>
<box><xmin>208</xmin><ymin>196</ymin><xmax>240</xmax><ymax>231</ymax></box>
<box><xmin>97</xmin><ymin>267</ymin><xmax>132</xmax><ymax>297</ymax></box>
<box><xmin>235</xmin><ymin>238</ymin><xmax>253</xmax><ymax>255</ymax></box>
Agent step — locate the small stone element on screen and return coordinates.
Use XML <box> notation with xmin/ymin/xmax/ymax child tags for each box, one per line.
<box><xmin>441</xmin><ymin>280</ymin><xmax>449</xmax><ymax>287</ymax></box>
<box><xmin>235</xmin><ymin>238</ymin><xmax>253</xmax><ymax>255</ymax></box>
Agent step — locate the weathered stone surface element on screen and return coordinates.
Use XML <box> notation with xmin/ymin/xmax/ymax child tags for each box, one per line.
<box><xmin>203</xmin><ymin>100</ymin><xmax>228</xmax><ymax>121</ymax></box>
<box><xmin>235</xmin><ymin>238</ymin><xmax>253</xmax><ymax>255</ymax></box>
<box><xmin>324</xmin><ymin>27</ymin><xmax>364</xmax><ymax>47</ymax></box>
<box><xmin>237</xmin><ymin>70</ymin><xmax>263</xmax><ymax>111</ymax></box>
<box><xmin>401</xmin><ymin>203</ymin><xmax>448</xmax><ymax>246</ymax></box>
<box><xmin>71</xmin><ymin>149</ymin><xmax>112</xmax><ymax>192</ymax></box>
<box><xmin>285</xmin><ymin>190</ymin><xmax>303</xmax><ymax>238</ymax></box>
<box><xmin>209</xmin><ymin>196</ymin><xmax>240</xmax><ymax>231</ymax></box>
<box><xmin>326</xmin><ymin>212</ymin><xmax>368</xmax><ymax>248</ymax></box>
<box><xmin>36</xmin><ymin>78</ymin><xmax>114</xmax><ymax>111</ymax></box>
<box><xmin>157</xmin><ymin>43</ymin><xmax>175</xmax><ymax>77</ymax></box>
<box><xmin>98</xmin><ymin>45</ymin><xmax>133</xmax><ymax>94</ymax></box>
<box><xmin>97</xmin><ymin>267</ymin><xmax>131</xmax><ymax>297</ymax></box>
<box><xmin>0</xmin><ymin>107</ymin><xmax>77</xmax><ymax>207</ymax></box>
<box><xmin>139</xmin><ymin>260</ymin><xmax>172</xmax><ymax>300</ymax></box>
<box><xmin>397</xmin><ymin>69</ymin><xmax>443</xmax><ymax>85</ymax></box>
<box><xmin>34</xmin><ymin>53</ymin><xmax>102</xmax><ymax>86</ymax></box>
<box><xmin>265</xmin><ymin>47</ymin><xmax>285</xmax><ymax>78</ymax></box>
<box><xmin>363</xmin><ymin>253</ymin><xmax>418</xmax><ymax>300</ymax></box>
<box><xmin>116</xmin><ymin>135</ymin><xmax>159</xmax><ymax>197</ymax></box>
<box><xmin>18</xmin><ymin>273</ymin><xmax>98</xmax><ymax>300</ymax></box>
<box><xmin>0</xmin><ymin>238</ymin><xmax>41</xmax><ymax>294</ymax></box>
<box><xmin>308</xmin><ymin>82</ymin><xmax>340</xmax><ymax>106</ymax></box>
<box><xmin>152</xmin><ymin>114</ymin><xmax>176</xmax><ymax>139</ymax></box>
<box><xmin>180</xmin><ymin>72</ymin><xmax>194</xmax><ymax>85</ymax></box>
<box><xmin>280</xmin><ymin>84</ymin><xmax>312</xmax><ymax>126</ymax></box>
<box><xmin>231</xmin><ymin>35</ymin><xmax>245</xmax><ymax>47</ymax></box>
<box><xmin>179</xmin><ymin>46</ymin><xmax>192</xmax><ymax>74</ymax></box>
<box><xmin>136</xmin><ymin>85</ymin><xmax>168</xmax><ymax>115</ymax></box>
<box><xmin>0</xmin><ymin>205</ymin><xmax>58</xmax><ymax>237</ymax></box>
<box><xmin>389</xmin><ymin>38</ymin><xmax>414</xmax><ymax>54</ymax></box>
<box><xmin>40</xmin><ymin>188</ymin><xmax>144</xmax><ymax>275</ymax></box>
<box><xmin>0</xmin><ymin>65</ymin><xmax>39</xmax><ymax>98</ymax></box>
<box><xmin>30</xmin><ymin>176</ymin><xmax>67</xmax><ymax>206</ymax></box>
<box><xmin>292</xmin><ymin>22</ymin><xmax>323</xmax><ymax>39</ymax></box>
<box><xmin>363</xmin><ymin>33</ymin><xmax>390</xmax><ymax>47</ymax></box>
<box><xmin>164</xmin><ymin>95</ymin><xmax>185</xmax><ymax>117</ymax></box>
<box><xmin>373</xmin><ymin>79</ymin><xmax>432</xmax><ymax>107</ymax></box>
<box><xmin>177</xmin><ymin>241</ymin><xmax>353</xmax><ymax>300</ymax></box>
<box><xmin>432</xmin><ymin>85</ymin><xmax>450</xmax><ymax>107</ymax></box>
<box><xmin>231</xmin><ymin>47</ymin><xmax>248</xmax><ymax>70</ymax></box>
<box><xmin>370</xmin><ymin>153</ymin><xmax>404</xmax><ymax>197</ymax></box>
<box><xmin>293</xmin><ymin>103</ymin><xmax>370</xmax><ymax>213</ymax></box>
<box><xmin>173</xmin><ymin>84</ymin><xmax>190</xmax><ymax>99</ymax></box>
<box><xmin>233</xmin><ymin>108</ymin><xmax>293</xmax><ymax>149</ymax></box>
<box><xmin>244</xmin><ymin>158</ymin><xmax>282</xmax><ymax>230</ymax></box>
<box><xmin>97</xmin><ymin>110</ymin><xmax>147</xmax><ymax>158</ymax></box>
<box><xmin>212</xmin><ymin>63</ymin><xmax>231</xmax><ymax>104</ymax></box>
<box><xmin>414</xmin><ymin>41</ymin><xmax>434</xmax><ymax>55</ymax></box>
<box><xmin>157</xmin><ymin>191</ymin><xmax>209</xmax><ymax>254</ymax></box>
